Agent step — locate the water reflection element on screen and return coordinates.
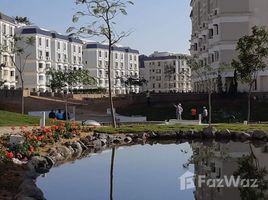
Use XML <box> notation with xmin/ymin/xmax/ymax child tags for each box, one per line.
<box><xmin>190</xmin><ymin>142</ymin><xmax>268</xmax><ymax>200</ymax></box>
<box><xmin>37</xmin><ymin>141</ymin><xmax>268</xmax><ymax>200</ymax></box>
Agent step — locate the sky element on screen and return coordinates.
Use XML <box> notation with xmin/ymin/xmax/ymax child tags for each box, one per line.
<box><xmin>0</xmin><ymin>0</ymin><xmax>191</xmax><ymax>55</ymax></box>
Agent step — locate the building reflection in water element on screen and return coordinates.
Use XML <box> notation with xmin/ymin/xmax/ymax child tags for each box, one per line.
<box><xmin>189</xmin><ymin>142</ymin><xmax>268</xmax><ymax>200</ymax></box>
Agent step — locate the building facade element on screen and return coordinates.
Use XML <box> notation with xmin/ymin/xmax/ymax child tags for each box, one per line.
<box><xmin>83</xmin><ymin>42</ymin><xmax>140</xmax><ymax>94</ymax></box>
<box><xmin>16</xmin><ymin>26</ymin><xmax>83</xmax><ymax>92</ymax></box>
<box><xmin>141</xmin><ymin>52</ymin><xmax>191</xmax><ymax>93</ymax></box>
<box><xmin>190</xmin><ymin>0</ymin><xmax>268</xmax><ymax>93</ymax></box>
<box><xmin>0</xmin><ymin>12</ymin><xmax>16</xmax><ymax>89</ymax></box>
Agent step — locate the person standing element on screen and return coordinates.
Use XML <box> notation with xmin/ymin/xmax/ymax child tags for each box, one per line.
<box><xmin>174</xmin><ymin>103</ymin><xmax>183</xmax><ymax>120</ymax></box>
<box><xmin>202</xmin><ymin>106</ymin><xmax>208</xmax><ymax>123</ymax></box>
<box><xmin>191</xmin><ymin>108</ymin><xmax>197</xmax><ymax>120</ymax></box>
<box><xmin>48</xmin><ymin>110</ymin><xmax>56</xmax><ymax>119</ymax></box>
<box><xmin>56</xmin><ymin>109</ymin><xmax>64</xmax><ymax>120</ymax></box>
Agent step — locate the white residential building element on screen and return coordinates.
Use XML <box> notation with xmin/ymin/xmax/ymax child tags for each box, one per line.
<box><xmin>141</xmin><ymin>52</ymin><xmax>191</xmax><ymax>93</ymax></box>
<box><xmin>83</xmin><ymin>42</ymin><xmax>140</xmax><ymax>94</ymax></box>
<box><xmin>0</xmin><ymin>12</ymin><xmax>16</xmax><ymax>89</ymax></box>
<box><xmin>190</xmin><ymin>0</ymin><xmax>268</xmax><ymax>93</ymax></box>
<box><xmin>16</xmin><ymin>26</ymin><xmax>84</xmax><ymax>92</ymax></box>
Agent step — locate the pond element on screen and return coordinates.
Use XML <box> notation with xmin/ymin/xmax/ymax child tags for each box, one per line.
<box><xmin>37</xmin><ymin>141</ymin><xmax>268</xmax><ymax>200</ymax></box>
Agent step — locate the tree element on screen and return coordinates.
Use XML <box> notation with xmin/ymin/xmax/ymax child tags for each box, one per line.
<box><xmin>164</xmin><ymin>64</ymin><xmax>175</xmax><ymax>92</ymax></box>
<box><xmin>187</xmin><ymin>57</ymin><xmax>217</xmax><ymax>125</ymax></box>
<box><xmin>120</xmin><ymin>75</ymin><xmax>147</xmax><ymax>93</ymax></box>
<box><xmin>67</xmin><ymin>0</ymin><xmax>134</xmax><ymax>128</ymax></box>
<box><xmin>0</xmin><ymin>32</ymin><xmax>35</xmax><ymax>114</ymax></box>
<box><xmin>232</xmin><ymin>26</ymin><xmax>268</xmax><ymax>122</ymax></box>
<box><xmin>46</xmin><ymin>68</ymin><xmax>95</xmax><ymax>120</ymax></box>
<box><xmin>217</xmin><ymin>73</ymin><xmax>223</xmax><ymax>94</ymax></box>
<box><xmin>14</xmin><ymin>16</ymin><xmax>31</xmax><ymax>25</ymax></box>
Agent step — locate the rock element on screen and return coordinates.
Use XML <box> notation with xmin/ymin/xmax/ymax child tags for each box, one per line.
<box><xmin>124</xmin><ymin>136</ymin><xmax>132</xmax><ymax>143</ymax></box>
<box><xmin>100</xmin><ymin>139</ymin><xmax>107</xmax><ymax>146</ymax></box>
<box><xmin>93</xmin><ymin>139</ymin><xmax>103</xmax><ymax>147</ymax></box>
<box><xmin>12</xmin><ymin>158</ymin><xmax>27</xmax><ymax>165</ymax></box>
<box><xmin>71</xmin><ymin>142</ymin><xmax>83</xmax><ymax>153</ymax></box>
<box><xmin>16</xmin><ymin>196</ymin><xmax>37</xmax><ymax>200</ymax></box>
<box><xmin>57</xmin><ymin>146</ymin><xmax>72</xmax><ymax>159</ymax></box>
<box><xmin>203</xmin><ymin>126</ymin><xmax>217</xmax><ymax>138</ymax></box>
<box><xmin>158</xmin><ymin>132</ymin><xmax>177</xmax><ymax>139</ymax></box>
<box><xmin>48</xmin><ymin>149</ymin><xmax>65</xmax><ymax>162</ymax></box>
<box><xmin>15</xmin><ymin>179</ymin><xmax>46</xmax><ymax>200</ymax></box>
<box><xmin>233</xmin><ymin>132</ymin><xmax>251</xmax><ymax>141</ymax></box>
<box><xmin>192</xmin><ymin>130</ymin><xmax>202</xmax><ymax>138</ymax></box>
<box><xmin>9</xmin><ymin>135</ymin><xmax>25</xmax><ymax>145</ymax></box>
<box><xmin>147</xmin><ymin>132</ymin><xmax>158</xmax><ymax>138</ymax></box>
<box><xmin>27</xmin><ymin>156</ymin><xmax>53</xmax><ymax>174</ymax></box>
<box><xmin>215</xmin><ymin>129</ymin><xmax>231</xmax><ymax>139</ymax></box>
<box><xmin>251</xmin><ymin>130</ymin><xmax>266</xmax><ymax>140</ymax></box>
<box><xmin>78</xmin><ymin>141</ymin><xmax>88</xmax><ymax>150</ymax></box>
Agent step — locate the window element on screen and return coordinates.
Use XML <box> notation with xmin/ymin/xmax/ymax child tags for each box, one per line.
<box><xmin>156</xmin><ymin>69</ymin><xmax>161</xmax><ymax>74</ymax></box>
<box><xmin>39</xmin><ymin>51</ymin><xmax>43</xmax><ymax>59</ymax></box>
<box><xmin>46</xmin><ymin>52</ymin><xmax>49</xmax><ymax>58</ymax></box>
<box><xmin>99</xmin><ymin>51</ymin><xmax>102</xmax><ymax>57</ymax></box>
<box><xmin>38</xmin><ymin>63</ymin><xmax>43</xmax><ymax>69</ymax></box>
<box><xmin>105</xmin><ymin>52</ymin><xmax>108</xmax><ymax>58</ymax></box>
<box><xmin>158</xmin><ymin>83</ymin><xmax>161</xmax><ymax>88</ymax></box>
<box><xmin>3</xmin><ymin>24</ymin><xmax>7</xmax><ymax>34</ymax></box>
<box><xmin>10</xmin><ymin>71</ymin><xmax>15</xmax><ymax>77</ymax></box>
<box><xmin>158</xmin><ymin>62</ymin><xmax>160</xmax><ymax>66</ymax></box>
<box><xmin>115</xmin><ymin>53</ymin><xmax>118</xmax><ymax>59</ymax></box>
<box><xmin>57</xmin><ymin>42</ymin><xmax>60</xmax><ymax>50</ymax></box>
<box><xmin>58</xmin><ymin>53</ymin><xmax>61</xmax><ymax>60</ymax></box>
<box><xmin>39</xmin><ymin>75</ymin><xmax>44</xmax><ymax>81</ymax></box>
<box><xmin>39</xmin><ymin>38</ymin><xmax>42</xmax><ymax>46</ymax></box>
<box><xmin>46</xmin><ymin>64</ymin><xmax>50</xmax><ymax>69</ymax></box>
<box><xmin>156</xmin><ymin>76</ymin><xmax>161</xmax><ymax>81</ymax></box>
<box><xmin>130</xmin><ymin>55</ymin><xmax>132</xmax><ymax>60</ymax></box>
<box><xmin>134</xmin><ymin>55</ymin><xmax>137</xmax><ymax>61</ymax></box>
<box><xmin>46</xmin><ymin>39</ymin><xmax>49</xmax><ymax>47</ymax></box>
<box><xmin>73</xmin><ymin>56</ymin><xmax>77</xmax><ymax>63</ymax></box>
<box><xmin>64</xmin><ymin>43</ymin><xmax>67</xmax><ymax>50</ymax></box>
<box><xmin>78</xmin><ymin>47</ymin><xmax>81</xmax><ymax>53</ymax></box>
<box><xmin>3</xmin><ymin>70</ymin><xmax>8</xmax><ymax>76</ymax></box>
<box><xmin>121</xmin><ymin>53</ymin><xmax>124</xmax><ymax>59</ymax></box>
<box><xmin>99</xmin><ymin>60</ymin><xmax>102</xmax><ymax>67</ymax></box>
<box><xmin>152</xmin><ymin>83</ymin><xmax>155</xmax><ymax>88</ymax></box>
<box><xmin>9</xmin><ymin>27</ymin><xmax>13</xmax><ymax>36</ymax></box>
<box><xmin>73</xmin><ymin>45</ymin><xmax>76</xmax><ymax>52</ymax></box>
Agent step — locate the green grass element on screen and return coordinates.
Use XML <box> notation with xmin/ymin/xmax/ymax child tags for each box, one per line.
<box><xmin>95</xmin><ymin>123</ymin><xmax>268</xmax><ymax>134</ymax></box>
<box><xmin>0</xmin><ymin>111</ymin><xmax>40</xmax><ymax>127</ymax></box>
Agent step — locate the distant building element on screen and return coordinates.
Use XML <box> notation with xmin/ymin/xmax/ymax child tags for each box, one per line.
<box><xmin>16</xmin><ymin>26</ymin><xmax>84</xmax><ymax>92</ymax></box>
<box><xmin>0</xmin><ymin>12</ymin><xmax>16</xmax><ymax>89</ymax></box>
<box><xmin>140</xmin><ymin>52</ymin><xmax>191</xmax><ymax>93</ymax></box>
<box><xmin>83</xmin><ymin>42</ymin><xmax>140</xmax><ymax>94</ymax></box>
<box><xmin>190</xmin><ymin>0</ymin><xmax>268</xmax><ymax>93</ymax></box>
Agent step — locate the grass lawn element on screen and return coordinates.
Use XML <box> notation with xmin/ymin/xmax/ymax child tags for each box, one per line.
<box><xmin>0</xmin><ymin>111</ymin><xmax>40</xmax><ymax>127</ymax></box>
<box><xmin>95</xmin><ymin>123</ymin><xmax>268</xmax><ymax>134</ymax></box>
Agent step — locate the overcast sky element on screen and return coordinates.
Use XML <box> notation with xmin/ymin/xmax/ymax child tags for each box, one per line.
<box><xmin>1</xmin><ymin>0</ymin><xmax>191</xmax><ymax>55</ymax></box>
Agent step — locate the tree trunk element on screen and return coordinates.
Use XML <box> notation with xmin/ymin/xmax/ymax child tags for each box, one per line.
<box><xmin>247</xmin><ymin>84</ymin><xmax>253</xmax><ymax>123</ymax></box>
<box><xmin>208</xmin><ymin>91</ymin><xmax>212</xmax><ymax>125</ymax></box>
<box><xmin>110</xmin><ymin>148</ymin><xmax>115</xmax><ymax>200</ymax></box>
<box><xmin>108</xmin><ymin>43</ymin><xmax>116</xmax><ymax>128</ymax></box>
<box><xmin>20</xmin><ymin>73</ymin><xmax>25</xmax><ymax>114</ymax></box>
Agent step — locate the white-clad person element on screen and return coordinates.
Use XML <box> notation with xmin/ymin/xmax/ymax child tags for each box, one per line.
<box><xmin>174</xmin><ymin>103</ymin><xmax>183</xmax><ymax>120</ymax></box>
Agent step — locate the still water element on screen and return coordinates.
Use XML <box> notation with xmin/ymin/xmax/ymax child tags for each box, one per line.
<box><xmin>37</xmin><ymin>142</ymin><xmax>268</xmax><ymax>200</ymax></box>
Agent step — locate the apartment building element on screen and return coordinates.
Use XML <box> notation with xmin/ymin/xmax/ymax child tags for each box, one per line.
<box><xmin>83</xmin><ymin>42</ymin><xmax>140</xmax><ymax>94</ymax></box>
<box><xmin>16</xmin><ymin>26</ymin><xmax>83</xmax><ymax>92</ymax></box>
<box><xmin>190</xmin><ymin>0</ymin><xmax>268</xmax><ymax>92</ymax></box>
<box><xmin>0</xmin><ymin>12</ymin><xmax>16</xmax><ymax>89</ymax></box>
<box><xmin>141</xmin><ymin>52</ymin><xmax>191</xmax><ymax>93</ymax></box>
